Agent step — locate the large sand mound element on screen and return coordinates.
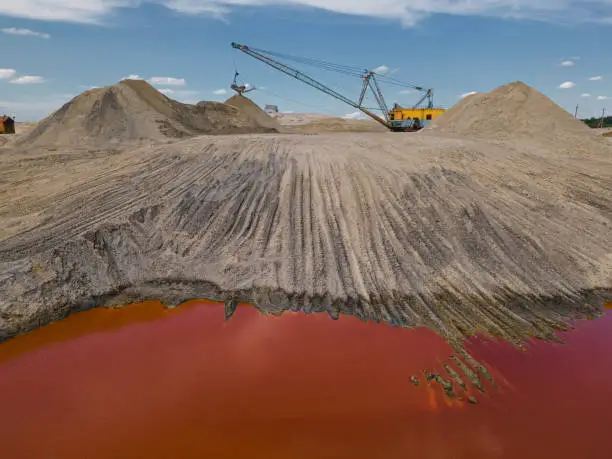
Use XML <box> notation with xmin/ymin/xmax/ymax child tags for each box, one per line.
<box><xmin>1</xmin><ymin>130</ymin><xmax>611</xmax><ymax>342</ymax></box>
<box><xmin>425</xmin><ymin>81</ymin><xmax>598</xmax><ymax>143</ymax></box>
<box><xmin>224</xmin><ymin>95</ymin><xmax>282</xmax><ymax>131</ymax></box>
<box><xmin>18</xmin><ymin>80</ymin><xmax>278</xmax><ymax>147</ymax></box>
<box><xmin>1</xmin><ymin>82</ymin><xmax>610</xmax><ymax>392</ymax></box>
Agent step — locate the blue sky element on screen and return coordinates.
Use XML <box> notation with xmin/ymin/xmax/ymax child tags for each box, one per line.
<box><xmin>0</xmin><ymin>1</ymin><xmax>611</xmax><ymax>121</ymax></box>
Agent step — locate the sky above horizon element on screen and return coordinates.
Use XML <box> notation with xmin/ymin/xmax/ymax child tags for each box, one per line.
<box><xmin>0</xmin><ymin>1</ymin><xmax>611</xmax><ymax>121</ymax></box>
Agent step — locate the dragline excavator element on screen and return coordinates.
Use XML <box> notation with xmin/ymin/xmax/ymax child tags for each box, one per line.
<box><xmin>231</xmin><ymin>71</ymin><xmax>256</xmax><ymax>96</ymax></box>
<box><xmin>231</xmin><ymin>42</ymin><xmax>445</xmax><ymax>132</ymax></box>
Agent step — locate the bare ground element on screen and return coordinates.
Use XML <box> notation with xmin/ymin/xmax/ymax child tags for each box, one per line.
<box><xmin>1</xmin><ymin>130</ymin><xmax>611</xmax><ymax>351</ymax></box>
<box><xmin>0</xmin><ymin>123</ymin><xmax>37</xmax><ymax>147</ymax></box>
<box><xmin>271</xmin><ymin>112</ymin><xmax>387</xmax><ymax>133</ymax></box>
<box><xmin>594</xmin><ymin>127</ymin><xmax>612</xmax><ymax>136</ymax></box>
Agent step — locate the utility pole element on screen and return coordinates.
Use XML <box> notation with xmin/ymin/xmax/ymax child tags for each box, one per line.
<box><xmin>597</xmin><ymin>108</ymin><xmax>606</xmax><ymax>129</ymax></box>
<box><xmin>575</xmin><ymin>104</ymin><xmax>579</xmax><ymax>119</ymax></box>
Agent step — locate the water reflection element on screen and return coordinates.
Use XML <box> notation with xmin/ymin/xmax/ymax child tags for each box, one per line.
<box><xmin>0</xmin><ymin>301</ymin><xmax>611</xmax><ymax>459</ymax></box>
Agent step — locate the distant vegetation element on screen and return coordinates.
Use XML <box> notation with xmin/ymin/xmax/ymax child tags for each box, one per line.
<box><xmin>582</xmin><ymin>116</ymin><xmax>612</xmax><ymax>128</ymax></box>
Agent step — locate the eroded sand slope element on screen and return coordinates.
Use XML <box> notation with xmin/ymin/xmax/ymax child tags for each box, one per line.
<box><xmin>0</xmin><ymin>82</ymin><xmax>611</xmax><ymax>347</ymax></box>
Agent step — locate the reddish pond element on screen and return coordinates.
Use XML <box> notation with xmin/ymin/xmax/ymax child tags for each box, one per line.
<box><xmin>0</xmin><ymin>300</ymin><xmax>611</xmax><ymax>459</ymax></box>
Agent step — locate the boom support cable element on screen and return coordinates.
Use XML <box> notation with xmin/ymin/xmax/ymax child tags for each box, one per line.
<box><xmin>230</xmin><ymin>42</ymin><xmax>436</xmax><ymax>129</ymax></box>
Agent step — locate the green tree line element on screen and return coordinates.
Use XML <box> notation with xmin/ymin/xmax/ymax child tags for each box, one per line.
<box><xmin>582</xmin><ymin>116</ymin><xmax>612</xmax><ymax>128</ymax></box>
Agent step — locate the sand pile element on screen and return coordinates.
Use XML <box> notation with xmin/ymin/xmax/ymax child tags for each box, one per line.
<box><xmin>18</xmin><ymin>80</ymin><xmax>278</xmax><ymax>147</ymax></box>
<box><xmin>287</xmin><ymin>118</ymin><xmax>387</xmax><ymax>133</ymax></box>
<box><xmin>425</xmin><ymin>82</ymin><xmax>598</xmax><ymax>143</ymax></box>
<box><xmin>270</xmin><ymin>113</ymin><xmax>337</xmax><ymax>126</ymax></box>
<box><xmin>269</xmin><ymin>112</ymin><xmax>386</xmax><ymax>133</ymax></box>
<box><xmin>224</xmin><ymin>95</ymin><xmax>282</xmax><ymax>131</ymax></box>
<box><xmin>1</xmin><ymin>120</ymin><xmax>611</xmax><ymax>345</ymax></box>
<box><xmin>1</xmin><ymin>81</ymin><xmax>610</xmax><ymax>394</ymax></box>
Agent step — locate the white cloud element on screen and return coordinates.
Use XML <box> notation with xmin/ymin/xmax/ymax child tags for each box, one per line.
<box><xmin>158</xmin><ymin>89</ymin><xmax>199</xmax><ymax>101</ymax></box>
<box><xmin>213</xmin><ymin>88</ymin><xmax>228</xmax><ymax>95</ymax></box>
<box><xmin>0</xmin><ymin>0</ymin><xmax>138</xmax><ymax>23</ymax></box>
<box><xmin>121</xmin><ymin>74</ymin><xmax>144</xmax><ymax>80</ymax></box>
<box><xmin>0</xmin><ymin>93</ymin><xmax>77</xmax><ymax>121</ymax></box>
<box><xmin>558</xmin><ymin>81</ymin><xmax>576</xmax><ymax>89</ymax></box>
<box><xmin>589</xmin><ymin>76</ymin><xmax>603</xmax><ymax>81</ymax></box>
<box><xmin>373</xmin><ymin>65</ymin><xmax>390</xmax><ymax>75</ymax></box>
<box><xmin>398</xmin><ymin>89</ymin><xmax>414</xmax><ymax>95</ymax></box>
<box><xmin>460</xmin><ymin>91</ymin><xmax>479</xmax><ymax>99</ymax></box>
<box><xmin>560</xmin><ymin>60</ymin><xmax>575</xmax><ymax>67</ymax></box>
<box><xmin>0</xmin><ymin>69</ymin><xmax>17</xmax><ymax>80</ymax></box>
<box><xmin>162</xmin><ymin>0</ymin><xmax>229</xmax><ymax>16</ymax></box>
<box><xmin>343</xmin><ymin>111</ymin><xmax>369</xmax><ymax>120</ymax></box>
<box><xmin>597</xmin><ymin>96</ymin><xmax>610</xmax><ymax>100</ymax></box>
<box><xmin>149</xmin><ymin>76</ymin><xmax>186</xmax><ymax>86</ymax></box>
<box><xmin>1</xmin><ymin>27</ymin><xmax>51</xmax><ymax>39</ymax></box>
<box><xmin>167</xmin><ymin>89</ymin><xmax>197</xmax><ymax>95</ymax></box>
<box><xmin>5</xmin><ymin>1</ymin><xmax>612</xmax><ymax>27</ymax></box>
<box><xmin>9</xmin><ymin>76</ymin><xmax>45</xmax><ymax>85</ymax></box>
<box><xmin>581</xmin><ymin>93</ymin><xmax>592</xmax><ymax>98</ymax></box>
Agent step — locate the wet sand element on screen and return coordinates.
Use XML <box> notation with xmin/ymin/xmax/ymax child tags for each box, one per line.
<box><xmin>0</xmin><ymin>301</ymin><xmax>611</xmax><ymax>459</ymax></box>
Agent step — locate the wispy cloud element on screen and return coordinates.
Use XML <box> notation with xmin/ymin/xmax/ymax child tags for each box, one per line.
<box><xmin>398</xmin><ymin>89</ymin><xmax>414</xmax><ymax>95</ymax></box>
<box><xmin>0</xmin><ymin>69</ymin><xmax>17</xmax><ymax>80</ymax></box>
<box><xmin>5</xmin><ymin>1</ymin><xmax>612</xmax><ymax>28</ymax></box>
<box><xmin>560</xmin><ymin>60</ymin><xmax>575</xmax><ymax>67</ymax></box>
<box><xmin>149</xmin><ymin>76</ymin><xmax>186</xmax><ymax>86</ymax></box>
<box><xmin>597</xmin><ymin>96</ymin><xmax>610</xmax><ymax>100</ymax></box>
<box><xmin>581</xmin><ymin>93</ymin><xmax>592</xmax><ymax>98</ymax></box>
<box><xmin>343</xmin><ymin>111</ymin><xmax>368</xmax><ymax>120</ymax></box>
<box><xmin>460</xmin><ymin>91</ymin><xmax>479</xmax><ymax>99</ymax></box>
<box><xmin>1</xmin><ymin>27</ymin><xmax>50</xmax><ymax>39</ymax></box>
<box><xmin>589</xmin><ymin>76</ymin><xmax>603</xmax><ymax>81</ymax></box>
<box><xmin>373</xmin><ymin>65</ymin><xmax>390</xmax><ymax>75</ymax></box>
<box><xmin>121</xmin><ymin>74</ymin><xmax>144</xmax><ymax>81</ymax></box>
<box><xmin>213</xmin><ymin>88</ymin><xmax>228</xmax><ymax>95</ymax></box>
<box><xmin>0</xmin><ymin>93</ymin><xmax>77</xmax><ymax>121</ymax></box>
<box><xmin>160</xmin><ymin>88</ymin><xmax>199</xmax><ymax>98</ymax></box>
<box><xmin>558</xmin><ymin>81</ymin><xmax>576</xmax><ymax>89</ymax></box>
<box><xmin>9</xmin><ymin>75</ymin><xmax>45</xmax><ymax>85</ymax></box>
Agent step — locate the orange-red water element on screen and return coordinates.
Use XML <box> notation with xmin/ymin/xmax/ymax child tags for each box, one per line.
<box><xmin>1</xmin><ymin>300</ymin><xmax>611</xmax><ymax>459</ymax></box>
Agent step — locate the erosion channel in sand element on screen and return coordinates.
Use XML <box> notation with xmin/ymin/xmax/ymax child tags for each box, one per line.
<box><xmin>0</xmin><ymin>82</ymin><xmax>611</xmax><ymax>368</ymax></box>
